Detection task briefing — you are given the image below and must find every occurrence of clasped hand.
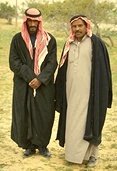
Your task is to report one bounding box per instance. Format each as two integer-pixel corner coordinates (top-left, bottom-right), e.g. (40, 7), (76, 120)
(29, 78), (41, 89)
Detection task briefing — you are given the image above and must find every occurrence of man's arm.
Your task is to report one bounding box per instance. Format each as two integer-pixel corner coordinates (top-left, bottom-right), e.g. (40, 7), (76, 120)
(9, 36), (36, 83)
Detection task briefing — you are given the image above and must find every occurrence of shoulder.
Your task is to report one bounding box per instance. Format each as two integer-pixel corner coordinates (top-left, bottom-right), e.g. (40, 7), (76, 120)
(91, 34), (105, 44)
(91, 34), (109, 59)
(48, 32), (56, 42)
(48, 32), (56, 39)
(47, 32), (57, 48)
(11, 32), (22, 42)
(12, 32), (21, 39)
(91, 34), (107, 49)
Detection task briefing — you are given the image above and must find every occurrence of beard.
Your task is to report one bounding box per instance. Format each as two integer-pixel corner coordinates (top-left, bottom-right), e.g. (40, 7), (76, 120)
(26, 23), (38, 35)
(28, 26), (37, 34)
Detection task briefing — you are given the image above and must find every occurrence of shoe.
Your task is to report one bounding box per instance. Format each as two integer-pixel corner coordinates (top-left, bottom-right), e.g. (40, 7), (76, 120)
(38, 147), (51, 157)
(87, 156), (97, 167)
(23, 149), (36, 156)
(82, 160), (88, 165)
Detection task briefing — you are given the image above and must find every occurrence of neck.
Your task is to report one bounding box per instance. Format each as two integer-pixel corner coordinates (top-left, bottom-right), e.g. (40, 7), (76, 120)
(29, 32), (37, 36)
(75, 35), (87, 42)
(75, 37), (82, 42)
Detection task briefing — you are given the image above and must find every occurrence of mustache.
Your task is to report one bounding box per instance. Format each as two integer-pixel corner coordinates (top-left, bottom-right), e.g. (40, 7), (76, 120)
(29, 26), (37, 29)
(75, 31), (81, 34)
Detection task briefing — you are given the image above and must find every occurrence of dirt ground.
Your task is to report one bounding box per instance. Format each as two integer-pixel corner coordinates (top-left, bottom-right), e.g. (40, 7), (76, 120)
(0, 57), (117, 171)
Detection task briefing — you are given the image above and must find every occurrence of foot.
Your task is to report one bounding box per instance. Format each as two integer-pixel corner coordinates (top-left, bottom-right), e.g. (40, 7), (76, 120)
(38, 147), (51, 157)
(82, 160), (88, 165)
(23, 149), (36, 156)
(87, 156), (97, 167)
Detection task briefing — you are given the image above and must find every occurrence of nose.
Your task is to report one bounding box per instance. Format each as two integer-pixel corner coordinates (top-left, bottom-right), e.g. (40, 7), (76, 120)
(76, 26), (79, 30)
(30, 20), (36, 26)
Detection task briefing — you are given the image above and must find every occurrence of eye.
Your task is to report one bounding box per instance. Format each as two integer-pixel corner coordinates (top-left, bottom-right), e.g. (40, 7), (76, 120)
(72, 25), (77, 28)
(79, 24), (83, 27)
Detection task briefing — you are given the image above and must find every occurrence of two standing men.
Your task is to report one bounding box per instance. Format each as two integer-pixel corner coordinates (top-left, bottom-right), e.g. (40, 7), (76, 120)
(9, 7), (112, 167)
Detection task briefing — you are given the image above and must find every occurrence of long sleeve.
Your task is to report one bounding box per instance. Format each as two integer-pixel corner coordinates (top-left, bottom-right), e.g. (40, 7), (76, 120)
(9, 35), (36, 83)
(101, 41), (113, 108)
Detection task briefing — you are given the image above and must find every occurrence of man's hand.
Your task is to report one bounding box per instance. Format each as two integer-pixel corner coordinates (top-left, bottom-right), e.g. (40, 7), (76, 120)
(29, 78), (41, 89)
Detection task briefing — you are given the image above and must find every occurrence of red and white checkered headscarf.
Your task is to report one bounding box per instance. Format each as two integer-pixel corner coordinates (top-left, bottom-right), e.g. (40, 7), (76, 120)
(59, 15), (92, 67)
(21, 8), (51, 75)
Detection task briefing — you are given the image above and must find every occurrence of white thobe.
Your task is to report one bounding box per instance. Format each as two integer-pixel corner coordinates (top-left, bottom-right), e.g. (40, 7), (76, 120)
(65, 36), (98, 164)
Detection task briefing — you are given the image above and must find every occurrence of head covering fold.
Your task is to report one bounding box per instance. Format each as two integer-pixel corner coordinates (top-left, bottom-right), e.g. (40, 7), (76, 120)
(21, 8), (51, 75)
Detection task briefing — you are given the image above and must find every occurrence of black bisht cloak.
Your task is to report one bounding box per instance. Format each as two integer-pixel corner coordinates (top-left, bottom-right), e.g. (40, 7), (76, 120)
(9, 32), (57, 149)
(55, 34), (113, 147)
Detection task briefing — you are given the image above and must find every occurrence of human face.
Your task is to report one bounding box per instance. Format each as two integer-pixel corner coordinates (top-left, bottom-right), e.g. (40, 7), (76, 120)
(71, 19), (87, 41)
(26, 18), (39, 34)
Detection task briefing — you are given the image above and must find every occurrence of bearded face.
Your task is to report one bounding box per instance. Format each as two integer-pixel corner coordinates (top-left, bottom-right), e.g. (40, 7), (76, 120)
(26, 18), (39, 34)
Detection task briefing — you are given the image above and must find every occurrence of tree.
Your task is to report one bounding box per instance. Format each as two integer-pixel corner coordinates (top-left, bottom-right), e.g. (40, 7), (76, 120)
(0, 2), (16, 24)
(24, 0), (116, 26)
(22, 0), (117, 45)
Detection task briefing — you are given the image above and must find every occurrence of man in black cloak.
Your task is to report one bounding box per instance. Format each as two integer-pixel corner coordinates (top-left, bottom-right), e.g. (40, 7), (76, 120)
(55, 14), (112, 166)
(9, 8), (57, 157)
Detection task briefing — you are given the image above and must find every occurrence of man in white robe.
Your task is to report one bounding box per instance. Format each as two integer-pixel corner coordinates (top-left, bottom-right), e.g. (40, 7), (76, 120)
(55, 15), (112, 167)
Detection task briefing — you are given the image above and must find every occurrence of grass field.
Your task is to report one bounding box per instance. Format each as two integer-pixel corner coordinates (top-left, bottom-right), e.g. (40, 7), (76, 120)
(0, 19), (117, 171)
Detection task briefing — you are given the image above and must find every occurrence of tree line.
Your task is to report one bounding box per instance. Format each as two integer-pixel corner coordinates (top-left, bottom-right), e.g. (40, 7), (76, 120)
(0, 0), (116, 45)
